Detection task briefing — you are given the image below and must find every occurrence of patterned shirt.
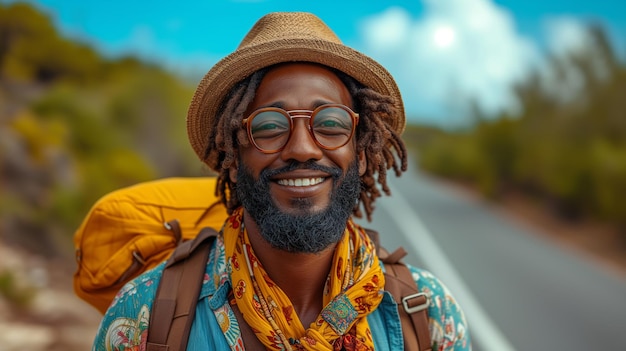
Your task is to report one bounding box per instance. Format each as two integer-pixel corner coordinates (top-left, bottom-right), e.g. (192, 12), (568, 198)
(93, 234), (471, 350)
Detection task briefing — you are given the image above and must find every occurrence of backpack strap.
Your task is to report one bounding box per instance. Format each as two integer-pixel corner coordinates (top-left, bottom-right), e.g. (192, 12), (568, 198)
(146, 223), (218, 351)
(147, 224), (430, 351)
(231, 298), (267, 350)
(365, 228), (432, 351)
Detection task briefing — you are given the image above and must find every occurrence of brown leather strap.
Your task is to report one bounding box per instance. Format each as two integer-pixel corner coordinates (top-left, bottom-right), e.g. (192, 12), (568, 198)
(147, 226), (218, 351)
(365, 227), (431, 350)
(231, 299), (266, 350)
(164, 219), (183, 243)
(382, 247), (432, 351)
(146, 225), (430, 350)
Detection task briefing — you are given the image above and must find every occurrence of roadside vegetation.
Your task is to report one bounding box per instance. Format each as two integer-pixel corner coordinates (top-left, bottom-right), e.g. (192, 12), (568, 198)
(0, 2), (202, 257)
(405, 26), (626, 233)
(1, 2), (624, 262)
(0, 269), (35, 308)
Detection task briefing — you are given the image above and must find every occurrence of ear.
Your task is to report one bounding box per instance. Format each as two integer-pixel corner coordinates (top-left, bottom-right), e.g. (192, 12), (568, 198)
(357, 150), (367, 176)
(229, 159), (239, 183)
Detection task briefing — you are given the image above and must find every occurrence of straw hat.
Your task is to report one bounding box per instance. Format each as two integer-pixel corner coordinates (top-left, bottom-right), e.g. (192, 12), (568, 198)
(187, 12), (405, 169)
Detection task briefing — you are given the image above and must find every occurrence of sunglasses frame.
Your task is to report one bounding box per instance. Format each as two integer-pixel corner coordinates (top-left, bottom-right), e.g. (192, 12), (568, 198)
(241, 104), (359, 154)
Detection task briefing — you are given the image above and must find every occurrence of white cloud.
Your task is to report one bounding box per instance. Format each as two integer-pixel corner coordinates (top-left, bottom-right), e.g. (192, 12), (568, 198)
(359, 0), (540, 125)
(539, 17), (607, 104)
(362, 7), (411, 51)
(544, 17), (591, 56)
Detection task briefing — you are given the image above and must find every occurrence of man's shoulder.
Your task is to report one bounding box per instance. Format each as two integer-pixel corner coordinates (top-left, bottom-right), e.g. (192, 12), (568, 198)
(404, 264), (459, 310)
(92, 262), (165, 350)
(405, 264), (472, 350)
(106, 260), (166, 316)
(405, 265), (446, 294)
(93, 240), (225, 350)
(107, 237), (224, 312)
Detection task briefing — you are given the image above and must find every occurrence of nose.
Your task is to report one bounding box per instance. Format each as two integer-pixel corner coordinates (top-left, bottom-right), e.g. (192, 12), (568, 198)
(280, 118), (323, 162)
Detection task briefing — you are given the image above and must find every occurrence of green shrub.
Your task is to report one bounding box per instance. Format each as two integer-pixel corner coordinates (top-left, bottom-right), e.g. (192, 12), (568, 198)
(0, 270), (36, 309)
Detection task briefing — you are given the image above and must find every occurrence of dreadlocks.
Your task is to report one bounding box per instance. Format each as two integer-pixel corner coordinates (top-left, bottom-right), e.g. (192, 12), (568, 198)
(204, 65), (408, 221)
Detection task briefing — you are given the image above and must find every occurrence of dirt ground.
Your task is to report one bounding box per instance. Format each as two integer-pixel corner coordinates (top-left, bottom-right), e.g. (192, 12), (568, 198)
(1, 181), (624, 351)
(0, 244), (102, 351)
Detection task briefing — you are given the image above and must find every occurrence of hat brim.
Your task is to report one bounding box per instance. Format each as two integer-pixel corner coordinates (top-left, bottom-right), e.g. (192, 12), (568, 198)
(187, 38), (405, 169)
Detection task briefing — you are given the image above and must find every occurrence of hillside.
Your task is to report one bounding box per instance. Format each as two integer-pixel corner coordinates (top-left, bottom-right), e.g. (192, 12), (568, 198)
(0, 243), (101, 350)
(0, 5), (201, 348)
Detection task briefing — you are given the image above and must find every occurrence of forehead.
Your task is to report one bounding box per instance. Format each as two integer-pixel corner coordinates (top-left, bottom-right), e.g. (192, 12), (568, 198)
(252, 63), (352, 108)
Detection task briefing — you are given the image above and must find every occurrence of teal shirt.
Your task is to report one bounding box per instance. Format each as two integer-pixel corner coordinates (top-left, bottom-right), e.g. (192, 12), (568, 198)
(93, 235), (471, 350)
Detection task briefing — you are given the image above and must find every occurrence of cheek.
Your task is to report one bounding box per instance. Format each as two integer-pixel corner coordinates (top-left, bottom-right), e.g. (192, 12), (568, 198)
(328, 146), (360, 172)
(238, 148), (275, 178)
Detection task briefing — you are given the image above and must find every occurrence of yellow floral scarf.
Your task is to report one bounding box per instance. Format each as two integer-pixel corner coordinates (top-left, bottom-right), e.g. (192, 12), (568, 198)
(224, 208), (384, 350)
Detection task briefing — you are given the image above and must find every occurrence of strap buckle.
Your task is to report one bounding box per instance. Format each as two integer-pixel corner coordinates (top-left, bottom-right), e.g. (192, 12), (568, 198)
(402, 292), (430, 314)
(132, 251), (147, 266)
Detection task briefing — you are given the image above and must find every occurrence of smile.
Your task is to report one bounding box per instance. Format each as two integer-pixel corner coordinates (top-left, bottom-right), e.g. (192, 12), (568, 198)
(276, 177), (325, 187)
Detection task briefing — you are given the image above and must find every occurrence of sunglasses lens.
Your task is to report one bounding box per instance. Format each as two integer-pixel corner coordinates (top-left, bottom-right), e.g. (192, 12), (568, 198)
(250, 110), (290, 151)
(312, 106), (354, 148)
(247, 105), (356, 152)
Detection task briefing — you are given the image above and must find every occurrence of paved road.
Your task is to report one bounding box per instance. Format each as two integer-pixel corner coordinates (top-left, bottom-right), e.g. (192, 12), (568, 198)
(356, 161), (626, 351)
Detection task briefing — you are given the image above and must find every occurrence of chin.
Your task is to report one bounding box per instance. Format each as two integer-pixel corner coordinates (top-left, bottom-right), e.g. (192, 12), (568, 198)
(285, 197), (329, 215)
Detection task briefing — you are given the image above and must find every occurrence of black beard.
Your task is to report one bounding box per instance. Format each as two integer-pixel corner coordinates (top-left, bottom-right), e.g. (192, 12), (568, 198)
(235, 160), (361, 253)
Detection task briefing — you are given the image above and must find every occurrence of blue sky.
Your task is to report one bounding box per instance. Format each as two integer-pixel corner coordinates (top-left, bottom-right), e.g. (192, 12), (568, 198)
(11, 0), (626, 125)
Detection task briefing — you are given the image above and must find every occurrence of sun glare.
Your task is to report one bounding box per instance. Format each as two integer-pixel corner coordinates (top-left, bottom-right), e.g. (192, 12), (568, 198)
(433, 25), (456, 48)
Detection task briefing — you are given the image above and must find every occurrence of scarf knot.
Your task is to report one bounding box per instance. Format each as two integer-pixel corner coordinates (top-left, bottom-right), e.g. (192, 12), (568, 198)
(223, 208), (384, 351)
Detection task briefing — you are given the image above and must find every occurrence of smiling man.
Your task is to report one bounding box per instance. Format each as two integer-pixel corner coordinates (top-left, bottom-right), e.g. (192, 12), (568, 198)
(235, 64), (365, 257)
(93, 12), (471, 351)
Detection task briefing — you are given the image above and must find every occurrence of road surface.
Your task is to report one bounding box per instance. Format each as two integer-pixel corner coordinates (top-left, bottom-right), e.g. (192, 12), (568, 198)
(356, 161), (626, 351)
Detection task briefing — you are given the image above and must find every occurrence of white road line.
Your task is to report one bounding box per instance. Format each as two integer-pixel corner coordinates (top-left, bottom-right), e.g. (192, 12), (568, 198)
(383, 183), (517, 351)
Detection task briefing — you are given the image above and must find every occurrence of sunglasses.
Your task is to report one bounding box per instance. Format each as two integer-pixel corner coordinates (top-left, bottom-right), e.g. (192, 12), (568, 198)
(242, 104), (359, 154)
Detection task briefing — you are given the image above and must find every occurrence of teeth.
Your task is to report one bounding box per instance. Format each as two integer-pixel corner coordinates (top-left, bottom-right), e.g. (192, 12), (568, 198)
(277, 177), (324, 187)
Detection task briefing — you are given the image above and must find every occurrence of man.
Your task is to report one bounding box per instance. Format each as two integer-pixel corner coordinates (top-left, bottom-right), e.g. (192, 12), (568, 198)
(93, 12), (470, 350)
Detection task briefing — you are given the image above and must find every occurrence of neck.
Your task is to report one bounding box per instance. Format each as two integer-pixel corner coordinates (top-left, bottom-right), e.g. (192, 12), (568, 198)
(243, 213), (339, 327)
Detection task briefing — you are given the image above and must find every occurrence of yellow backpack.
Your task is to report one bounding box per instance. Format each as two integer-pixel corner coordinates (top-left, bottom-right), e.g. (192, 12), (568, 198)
(74, 177), (432, 350)
(73, 177), (228, 313)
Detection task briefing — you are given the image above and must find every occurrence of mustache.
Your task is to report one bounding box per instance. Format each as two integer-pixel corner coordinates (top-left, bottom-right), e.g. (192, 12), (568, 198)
(235, 159), (361, 253)
(258, 160), (343, 182)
